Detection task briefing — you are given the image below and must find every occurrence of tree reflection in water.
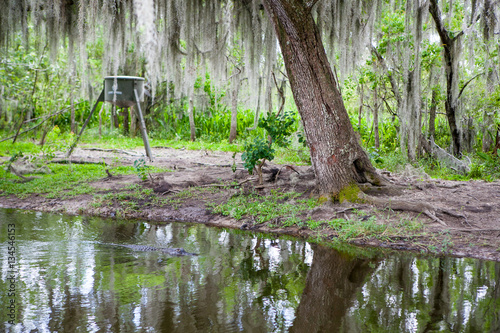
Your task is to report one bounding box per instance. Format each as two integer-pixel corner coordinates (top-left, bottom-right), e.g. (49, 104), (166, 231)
(294, 244), (500, 332)
(291, 245), (378, 332)
(1, 209), (500, 332)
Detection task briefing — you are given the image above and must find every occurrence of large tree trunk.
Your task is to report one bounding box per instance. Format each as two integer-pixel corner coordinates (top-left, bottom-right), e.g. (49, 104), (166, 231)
(263, 0), (382, 196)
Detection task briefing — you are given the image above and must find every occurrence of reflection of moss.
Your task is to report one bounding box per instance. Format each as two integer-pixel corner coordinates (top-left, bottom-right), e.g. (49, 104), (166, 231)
(313, 239), (384, 259)
(100, 264), (166, 305)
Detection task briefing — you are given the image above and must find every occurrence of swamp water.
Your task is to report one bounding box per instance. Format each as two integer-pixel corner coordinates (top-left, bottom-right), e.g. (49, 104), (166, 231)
(1, 208), (499, 332)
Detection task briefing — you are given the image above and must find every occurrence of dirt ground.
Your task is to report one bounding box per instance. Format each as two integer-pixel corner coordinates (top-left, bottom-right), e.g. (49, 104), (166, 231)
(2, 145), (500, 262)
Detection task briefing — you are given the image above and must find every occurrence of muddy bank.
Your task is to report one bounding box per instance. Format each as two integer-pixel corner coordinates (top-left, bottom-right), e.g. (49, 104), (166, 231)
(2, 146), (500, 262)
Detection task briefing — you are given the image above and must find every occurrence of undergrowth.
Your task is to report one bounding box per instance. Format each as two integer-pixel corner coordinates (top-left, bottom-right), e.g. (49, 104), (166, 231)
(208, 189), (318, 225)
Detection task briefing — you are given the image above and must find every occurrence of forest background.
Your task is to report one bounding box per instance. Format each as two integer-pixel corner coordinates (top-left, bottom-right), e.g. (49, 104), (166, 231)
(0, 0), (499, 181)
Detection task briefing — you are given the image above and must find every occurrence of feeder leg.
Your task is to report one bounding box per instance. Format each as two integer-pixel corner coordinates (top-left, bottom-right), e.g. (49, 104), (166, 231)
(134, 89), (153, 162)
(66, 89), (104, 158)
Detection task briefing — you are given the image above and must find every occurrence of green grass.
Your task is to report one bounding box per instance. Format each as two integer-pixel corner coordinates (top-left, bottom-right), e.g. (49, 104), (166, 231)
(0, 164), (106, 199)
(0, 160), (170, 199)
(302, 215), (425, 242)
(0, 140), (43, 157)
(208, 189), (319, 225)
(326, 216), (387, 241)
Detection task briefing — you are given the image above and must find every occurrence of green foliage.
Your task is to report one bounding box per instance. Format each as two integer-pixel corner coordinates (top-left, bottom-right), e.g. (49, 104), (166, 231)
(133, 158), (147, 181)
(475, 151), (500, 179)
(241, 111), (297, 177)
(376, 10), (407, 56)
(150, 78), (259, 142)
(258, 111), (296, 147)
(41, 126), (75, 159)
(241, 137), (275, 175)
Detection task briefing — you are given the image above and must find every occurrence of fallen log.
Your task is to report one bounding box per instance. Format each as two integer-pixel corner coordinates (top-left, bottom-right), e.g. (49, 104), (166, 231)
(420, 135), (470, 174)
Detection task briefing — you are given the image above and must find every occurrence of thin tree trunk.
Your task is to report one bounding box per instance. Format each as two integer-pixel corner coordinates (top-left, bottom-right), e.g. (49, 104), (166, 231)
(374, 84), (380, 149)
(482, 6), (498, 153)
(98, 104), (103, 138)
(263, 0), (383, 196)
(130, 105), (137, 137)
(229, 74), (240, 143)
(122, 108), (129, 136)
(70, 93), (76, 133)
(371, 46), (402, 108)
(188, 96), (196, 142)
(429, 0), (463, 156)
(112, 104), (119, 129)
(358, 84), (364, 130)
(0, 86), (3, 123)
(248, 76), (262, 131)
(429, 87), (437, 138)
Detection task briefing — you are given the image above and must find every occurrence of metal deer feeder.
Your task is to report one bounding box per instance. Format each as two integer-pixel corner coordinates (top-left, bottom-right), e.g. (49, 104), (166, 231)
(67, 76), (153, 161)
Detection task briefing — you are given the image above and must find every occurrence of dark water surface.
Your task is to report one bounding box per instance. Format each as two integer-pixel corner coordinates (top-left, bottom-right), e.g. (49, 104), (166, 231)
(1, 208), (499, 332)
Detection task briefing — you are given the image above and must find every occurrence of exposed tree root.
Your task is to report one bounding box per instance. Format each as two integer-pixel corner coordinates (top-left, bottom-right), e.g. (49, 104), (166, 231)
(275, 165), (301, 182)
(201, 178), (254, 188)
(81, 148), (143, 157)
(7, 166), (37, 183)
(359, 191), (467, 227)
(51, 159), (108, 165)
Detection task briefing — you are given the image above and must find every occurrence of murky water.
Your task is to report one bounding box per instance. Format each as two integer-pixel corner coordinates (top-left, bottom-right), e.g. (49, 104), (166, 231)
(1, 208), (499, 332)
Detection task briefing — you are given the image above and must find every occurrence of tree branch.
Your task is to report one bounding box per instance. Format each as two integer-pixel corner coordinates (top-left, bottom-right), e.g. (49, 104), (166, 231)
(457, 73), (483, 100)
(429, 0), (452, 46)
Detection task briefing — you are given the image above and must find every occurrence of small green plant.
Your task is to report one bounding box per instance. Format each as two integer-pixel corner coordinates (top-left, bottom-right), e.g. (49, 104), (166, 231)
(241, 111), (296, 184)
(306, 218), (324, 230)
(133, 158), (147, 181)
(241, 137), (275, 183)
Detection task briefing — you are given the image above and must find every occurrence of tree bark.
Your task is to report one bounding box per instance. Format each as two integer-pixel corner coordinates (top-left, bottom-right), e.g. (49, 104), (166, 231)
(111, 104), (119, 129)
(429, 0), (462, 156)
(98, 104), (103, 138)
(358, 83), (364, 130)
(229, 73), (240, 143)
(429, 87), (437, 138)
(188, 96), (196, 142)
(263, 0), (383, 196)
(374, 84), (380, 150)
(130, 105), (137, 137)
(70, 93), (76, 134)
(121, 107), (129, 136)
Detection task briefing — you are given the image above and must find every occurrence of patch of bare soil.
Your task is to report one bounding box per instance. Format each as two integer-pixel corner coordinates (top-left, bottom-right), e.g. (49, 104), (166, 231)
(2, 146), (500, 261)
